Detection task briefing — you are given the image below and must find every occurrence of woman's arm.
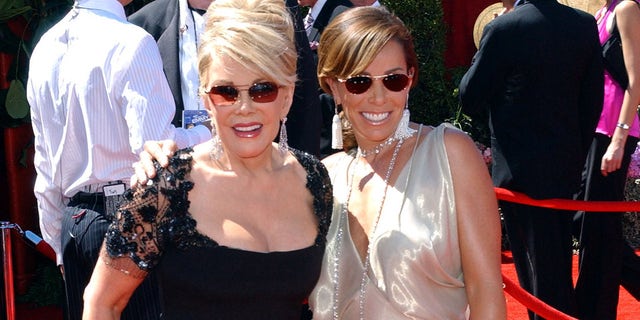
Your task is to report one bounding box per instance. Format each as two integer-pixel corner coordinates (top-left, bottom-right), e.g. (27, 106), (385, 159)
(445, 128), (507, 319)
(82, 246), (145, 320)
(601, 1), (640, 175)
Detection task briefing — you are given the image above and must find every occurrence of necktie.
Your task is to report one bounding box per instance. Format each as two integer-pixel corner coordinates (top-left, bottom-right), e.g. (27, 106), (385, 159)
(304, 13), (314, 37)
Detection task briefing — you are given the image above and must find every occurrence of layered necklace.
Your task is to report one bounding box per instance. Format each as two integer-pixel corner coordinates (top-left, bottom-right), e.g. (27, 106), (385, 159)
(331, 133), (410, 320)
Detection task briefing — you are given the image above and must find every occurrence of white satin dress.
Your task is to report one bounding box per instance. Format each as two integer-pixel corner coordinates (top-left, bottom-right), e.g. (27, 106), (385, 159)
(309, 124), (470, 319)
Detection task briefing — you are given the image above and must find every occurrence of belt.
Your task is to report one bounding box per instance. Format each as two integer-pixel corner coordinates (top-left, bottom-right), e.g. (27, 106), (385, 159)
(80, 181), (128, 194)
(69, 191), (110, 220)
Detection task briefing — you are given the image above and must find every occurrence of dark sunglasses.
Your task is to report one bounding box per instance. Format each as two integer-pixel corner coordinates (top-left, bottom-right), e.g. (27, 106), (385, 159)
(205, 82), (281, 106)
(337, 73), (411, 95)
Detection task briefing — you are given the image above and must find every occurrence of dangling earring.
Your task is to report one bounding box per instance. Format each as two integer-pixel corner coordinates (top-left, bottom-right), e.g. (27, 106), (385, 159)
(209, 124), (223, 161)
(394, 95), (416, 140)
(331, 104), (343, 149)
(279, 117), (289, 155)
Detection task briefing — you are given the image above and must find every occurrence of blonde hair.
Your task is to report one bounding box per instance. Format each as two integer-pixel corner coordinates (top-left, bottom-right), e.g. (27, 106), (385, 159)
(198, 0), (297, 92)
(317, 6), (419, 94)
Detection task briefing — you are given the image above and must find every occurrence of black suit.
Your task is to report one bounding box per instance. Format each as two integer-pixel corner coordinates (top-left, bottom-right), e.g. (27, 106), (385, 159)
(459, 0), (603, 318)
(306, 0), (353, 159)
(307, 0), (353, 43)
(129, 0), (322, 156)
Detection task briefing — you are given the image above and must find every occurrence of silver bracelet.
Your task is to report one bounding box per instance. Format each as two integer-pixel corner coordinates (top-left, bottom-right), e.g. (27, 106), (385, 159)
(616, 122), (630, 130)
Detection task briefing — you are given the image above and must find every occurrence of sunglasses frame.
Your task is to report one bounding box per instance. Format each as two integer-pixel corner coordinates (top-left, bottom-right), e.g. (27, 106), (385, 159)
(337, 73), (412, 95)
(204, 82), (282, 106)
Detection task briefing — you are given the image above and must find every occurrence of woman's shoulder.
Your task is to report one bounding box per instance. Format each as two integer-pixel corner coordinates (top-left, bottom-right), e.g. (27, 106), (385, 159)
(616, 0), (640, 15)
(416, 123), (477, 158)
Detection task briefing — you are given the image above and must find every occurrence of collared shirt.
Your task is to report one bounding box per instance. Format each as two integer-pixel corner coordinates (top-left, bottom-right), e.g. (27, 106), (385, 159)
(307, 0), (328, 27)
(27, 0), (210, 264)
(178, 0), (206, 111)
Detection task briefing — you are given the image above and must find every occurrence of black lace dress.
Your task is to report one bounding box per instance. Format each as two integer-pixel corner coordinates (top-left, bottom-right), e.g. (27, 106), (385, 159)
(103, 148), (333, 319)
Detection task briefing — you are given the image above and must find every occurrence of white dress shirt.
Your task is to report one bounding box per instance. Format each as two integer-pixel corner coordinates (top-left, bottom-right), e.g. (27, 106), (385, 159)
(27, 0), (210, 264)
(178, 0), (206, 111)
(305, 0), (328, 37)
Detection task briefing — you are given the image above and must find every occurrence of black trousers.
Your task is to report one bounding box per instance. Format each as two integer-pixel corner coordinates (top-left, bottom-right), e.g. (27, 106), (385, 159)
(61, 192), (162, 320)
(574, 133), (639, 320)
(502, 201), (577, 320)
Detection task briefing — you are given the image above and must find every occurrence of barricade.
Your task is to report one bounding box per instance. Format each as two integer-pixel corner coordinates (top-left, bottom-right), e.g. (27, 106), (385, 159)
(2, 188), (639, 319)
(1, 222), (55, 320)
(495, 187), (640, 319)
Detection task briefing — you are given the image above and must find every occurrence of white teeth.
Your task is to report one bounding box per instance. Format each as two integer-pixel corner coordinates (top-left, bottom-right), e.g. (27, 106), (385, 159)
(362, 112), (390, 122)
(235, 124), (261, 132)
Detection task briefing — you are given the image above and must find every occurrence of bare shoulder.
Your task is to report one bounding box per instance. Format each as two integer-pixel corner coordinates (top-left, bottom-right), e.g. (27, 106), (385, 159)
(439, 124), (487, 174)
(441, 125), (478, 154)
(616, 0), (640, 19)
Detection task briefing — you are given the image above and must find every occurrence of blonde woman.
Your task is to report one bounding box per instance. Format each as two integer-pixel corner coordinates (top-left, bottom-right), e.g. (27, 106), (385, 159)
(82, 0), (332, 318)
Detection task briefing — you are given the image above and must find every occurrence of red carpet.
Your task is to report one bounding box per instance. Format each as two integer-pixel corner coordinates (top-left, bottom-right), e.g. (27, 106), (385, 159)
(502, 251), (640, 319)
(12, 252), (639, 319)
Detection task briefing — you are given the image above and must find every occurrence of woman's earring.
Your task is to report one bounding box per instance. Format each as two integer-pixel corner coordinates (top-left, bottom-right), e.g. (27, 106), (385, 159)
(331, 104), (343, 149)
(279, 117), (289, 155)
(209, 125), (223, 161)
(394, 96), (416, 140)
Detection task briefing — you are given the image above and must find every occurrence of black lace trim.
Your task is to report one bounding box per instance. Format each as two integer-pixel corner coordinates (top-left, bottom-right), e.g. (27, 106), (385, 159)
(105, 148), (332, 272)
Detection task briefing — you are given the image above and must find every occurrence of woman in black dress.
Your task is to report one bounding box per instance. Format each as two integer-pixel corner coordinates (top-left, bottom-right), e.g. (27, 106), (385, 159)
(82, 0), (333, 318)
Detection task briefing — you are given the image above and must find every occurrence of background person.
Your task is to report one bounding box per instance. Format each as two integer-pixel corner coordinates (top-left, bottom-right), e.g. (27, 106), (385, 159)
(573, 0), (640, 319)
(459, 0), (604, 318)
(26, 0), (211, 318)
(129, 0), (323, 156)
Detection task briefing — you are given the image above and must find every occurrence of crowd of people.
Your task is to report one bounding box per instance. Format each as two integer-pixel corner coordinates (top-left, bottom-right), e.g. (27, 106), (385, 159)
(23, 0), (640, 319)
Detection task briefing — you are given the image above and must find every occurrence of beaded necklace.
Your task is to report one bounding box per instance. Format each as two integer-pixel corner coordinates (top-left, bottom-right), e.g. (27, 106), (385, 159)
(331, 135), (408, 319)
(358, 136), (397, 158)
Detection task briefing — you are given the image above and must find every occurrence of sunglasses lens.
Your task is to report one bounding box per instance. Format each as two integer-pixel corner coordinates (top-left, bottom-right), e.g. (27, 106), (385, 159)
(248, 82), (279, 103)
(345, 76), (373, 94)
(209, 86), (239, 106)
(382, 74), (409, 92)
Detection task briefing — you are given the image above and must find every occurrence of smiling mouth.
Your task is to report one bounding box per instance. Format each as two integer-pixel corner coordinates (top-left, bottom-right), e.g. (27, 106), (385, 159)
(362, 112), (390, 123)
(234, 124), (262, 132)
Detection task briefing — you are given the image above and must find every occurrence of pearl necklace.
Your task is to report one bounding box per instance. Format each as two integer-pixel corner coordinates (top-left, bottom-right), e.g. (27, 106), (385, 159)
(357, 136), (397, 158)
(331, 135), (407, 320)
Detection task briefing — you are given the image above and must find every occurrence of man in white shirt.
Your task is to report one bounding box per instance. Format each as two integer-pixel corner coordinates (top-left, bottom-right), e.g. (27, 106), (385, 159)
(299, 0), (352, 47)
(130, 0), (323, 156)
(27, 0), (210, 318)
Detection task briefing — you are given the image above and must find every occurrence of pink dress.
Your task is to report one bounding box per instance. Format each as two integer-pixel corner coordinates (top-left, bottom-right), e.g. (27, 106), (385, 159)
(594, 0), (640, 138)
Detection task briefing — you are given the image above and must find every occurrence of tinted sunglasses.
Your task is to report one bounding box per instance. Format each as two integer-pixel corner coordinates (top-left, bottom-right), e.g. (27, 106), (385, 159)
(205, 82), (281, 106)
(337, 73), (411, 95)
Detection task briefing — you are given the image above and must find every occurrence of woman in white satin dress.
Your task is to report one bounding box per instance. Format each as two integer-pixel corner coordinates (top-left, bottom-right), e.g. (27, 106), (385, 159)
(308, 6), (506, 319)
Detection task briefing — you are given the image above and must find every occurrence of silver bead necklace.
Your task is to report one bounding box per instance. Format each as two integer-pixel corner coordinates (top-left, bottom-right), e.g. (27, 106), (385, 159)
(357, 136), (397, 158)
(331, 136), (407, 320)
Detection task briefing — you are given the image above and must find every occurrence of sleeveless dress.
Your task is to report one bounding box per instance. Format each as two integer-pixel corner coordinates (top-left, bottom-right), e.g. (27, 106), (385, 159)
(104, 148), (333, 319)
(309, 124), (470, 319)
(594, 0), (640, 138)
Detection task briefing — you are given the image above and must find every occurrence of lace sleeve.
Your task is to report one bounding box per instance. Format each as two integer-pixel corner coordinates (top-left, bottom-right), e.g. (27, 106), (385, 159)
(103, 149), (194, 277)
(293, 149), (333, 245)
